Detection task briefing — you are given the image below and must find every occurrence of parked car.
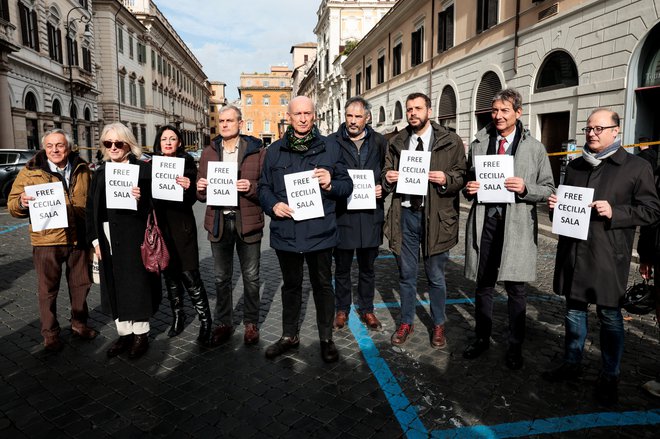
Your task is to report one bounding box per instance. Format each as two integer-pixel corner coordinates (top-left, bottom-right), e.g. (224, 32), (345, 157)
(188, 149), (203, 163)
(0, 149), (38, 204)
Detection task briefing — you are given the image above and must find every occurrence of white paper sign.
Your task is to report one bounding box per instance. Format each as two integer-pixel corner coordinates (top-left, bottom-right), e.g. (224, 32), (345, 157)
(347, 169), (376, 210)
(25, 182), (68, 232)
(206, 161), (238, 207)
(284, 170), (324, 221)
(105, 162), (139, 210)
(552, 184), (594, 240)
(396, 150), (431, 195)
(474, 155), (515, 203)
(152, 156), (184, 202)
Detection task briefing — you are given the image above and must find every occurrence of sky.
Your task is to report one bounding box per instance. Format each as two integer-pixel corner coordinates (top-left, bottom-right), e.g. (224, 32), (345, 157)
(154, 0), (319, 101)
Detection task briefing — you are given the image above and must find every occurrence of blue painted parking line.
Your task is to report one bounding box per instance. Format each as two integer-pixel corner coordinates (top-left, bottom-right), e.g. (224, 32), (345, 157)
(351, 294), (659, 438)
(0, 223), (28, 235)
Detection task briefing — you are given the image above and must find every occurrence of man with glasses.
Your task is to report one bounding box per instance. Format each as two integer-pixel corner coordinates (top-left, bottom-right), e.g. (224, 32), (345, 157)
(543, 108), (660, 406)
(463, 88), (554, 370)
(8, 129), (96, 351)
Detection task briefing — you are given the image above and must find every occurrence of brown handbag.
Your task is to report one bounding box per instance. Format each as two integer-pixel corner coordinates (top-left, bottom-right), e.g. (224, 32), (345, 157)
(141, 210), (170, 273)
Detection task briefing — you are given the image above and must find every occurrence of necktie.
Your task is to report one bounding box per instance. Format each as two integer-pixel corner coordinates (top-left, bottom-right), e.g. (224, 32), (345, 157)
(410, 138), (424, 210)
(498, 138), (507, 155)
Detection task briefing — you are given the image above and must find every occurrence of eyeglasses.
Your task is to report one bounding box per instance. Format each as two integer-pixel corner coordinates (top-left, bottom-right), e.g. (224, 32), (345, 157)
(103, 140), (127, 149)
(581, 125), (618, 135)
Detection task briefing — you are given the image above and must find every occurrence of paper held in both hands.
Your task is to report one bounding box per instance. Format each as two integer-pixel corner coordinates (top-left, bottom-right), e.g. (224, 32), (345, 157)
(474, 155), (515, 204)
(284, 170), (324, 221)
(552, 184), (594, 240)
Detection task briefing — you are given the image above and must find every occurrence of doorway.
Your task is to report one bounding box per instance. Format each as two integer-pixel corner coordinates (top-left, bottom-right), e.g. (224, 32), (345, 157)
(540, 111), (570, 187)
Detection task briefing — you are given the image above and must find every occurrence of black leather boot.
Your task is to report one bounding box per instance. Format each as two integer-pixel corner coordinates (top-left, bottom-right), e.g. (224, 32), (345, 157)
(182, 270), (212, 346)
(164, 274), (186, 337)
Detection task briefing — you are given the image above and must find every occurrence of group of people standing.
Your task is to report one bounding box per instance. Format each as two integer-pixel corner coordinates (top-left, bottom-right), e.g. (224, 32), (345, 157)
(8, 88), (659, 407)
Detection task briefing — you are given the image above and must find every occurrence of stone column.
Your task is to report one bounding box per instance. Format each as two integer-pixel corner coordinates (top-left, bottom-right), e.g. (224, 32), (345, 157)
(0, 56), (15, 148)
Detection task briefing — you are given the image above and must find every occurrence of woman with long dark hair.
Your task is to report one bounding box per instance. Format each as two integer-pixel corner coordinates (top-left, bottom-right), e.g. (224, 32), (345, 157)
(153, 125), (212, 345)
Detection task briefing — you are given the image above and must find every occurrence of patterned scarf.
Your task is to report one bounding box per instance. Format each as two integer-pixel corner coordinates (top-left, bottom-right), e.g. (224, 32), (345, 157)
(286, 125), (318, 153)
(582, 139), (621, 167)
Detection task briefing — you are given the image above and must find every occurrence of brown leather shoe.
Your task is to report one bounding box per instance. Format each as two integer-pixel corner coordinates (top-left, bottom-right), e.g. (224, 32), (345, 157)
(71, 324), (99, 340)
(128, 333), (149, 359)
(391, 323), (414, 346)
(43, 335), (64, 352)
(209, 324), (234, 347)
(360, 312), (383, 331)
(244, 323), (260, 345)
(333, 311), (348, 330)
(431, 324), (446, 349)
(107, 334), (133, 358)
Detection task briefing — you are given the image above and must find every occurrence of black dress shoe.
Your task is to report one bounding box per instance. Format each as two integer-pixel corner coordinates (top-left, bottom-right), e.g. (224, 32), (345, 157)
(541, 362), (582, 382)
(128, 333), (149, 359)
(320, 339), (338, 363)
(594, 374), (619, 407)
(505, 344), (523, 370)
(107, 335), (133, 358)
(265, 336), (299, 359)
(463, 338), (490, 359)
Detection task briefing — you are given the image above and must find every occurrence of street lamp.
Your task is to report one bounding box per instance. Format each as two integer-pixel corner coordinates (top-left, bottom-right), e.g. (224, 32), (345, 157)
(65, 6), (92, 149)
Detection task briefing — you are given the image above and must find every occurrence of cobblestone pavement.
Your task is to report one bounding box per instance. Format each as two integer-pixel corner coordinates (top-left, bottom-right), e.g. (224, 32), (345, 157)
(0, 202), (658, 438)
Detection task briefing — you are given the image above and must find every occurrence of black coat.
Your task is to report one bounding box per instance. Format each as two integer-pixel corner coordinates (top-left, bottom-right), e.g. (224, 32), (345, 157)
(87, 156), (162, 321)
(553, 148), (660, 307)
(331, 124), (386, 249)
(154, 152), (199, 273)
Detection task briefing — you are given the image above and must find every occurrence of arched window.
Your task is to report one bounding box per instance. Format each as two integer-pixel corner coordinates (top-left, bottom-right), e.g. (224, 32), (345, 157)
(378, 106), (386, 124)
(475, 71), (502, 130)
(535, 51), (578, 92)
(394, 101), (403, 121)
(437, 86), (457, 132)
(84, 107), (91, 121)
(52, 99), (62, 116)
(25, 91), (38, 111)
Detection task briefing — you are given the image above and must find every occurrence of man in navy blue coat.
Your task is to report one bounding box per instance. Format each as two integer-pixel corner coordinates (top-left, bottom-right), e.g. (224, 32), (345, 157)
(259, 96), (353, 363)
(330, 97), (387, 331)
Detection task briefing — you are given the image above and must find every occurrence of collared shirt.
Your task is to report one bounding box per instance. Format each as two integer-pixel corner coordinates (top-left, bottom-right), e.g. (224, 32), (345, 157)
(402, 124), (433, 208)
(47, 160), (70, 187)
(496, 126), (517, 156)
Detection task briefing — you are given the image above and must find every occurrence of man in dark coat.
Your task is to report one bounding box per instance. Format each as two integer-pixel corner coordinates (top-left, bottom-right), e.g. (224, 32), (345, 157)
(197, 105), (265, 346)
(259, 96), (353, 363)
(382, 93), (467, 349)
(331, 97), (387, 331)
(543, 108), (660, 406)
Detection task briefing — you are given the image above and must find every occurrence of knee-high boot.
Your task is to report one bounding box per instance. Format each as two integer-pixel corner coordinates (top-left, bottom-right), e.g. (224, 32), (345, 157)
(181, 270), (212, 345)
(164, 274), (186, 337)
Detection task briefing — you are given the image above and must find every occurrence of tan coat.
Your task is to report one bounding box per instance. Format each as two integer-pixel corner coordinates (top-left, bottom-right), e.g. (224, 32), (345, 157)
(8, 151), (91, 247)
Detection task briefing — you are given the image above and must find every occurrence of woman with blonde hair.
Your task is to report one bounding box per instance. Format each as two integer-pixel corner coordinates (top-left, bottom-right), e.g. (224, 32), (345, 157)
(87, 123), (161, 359)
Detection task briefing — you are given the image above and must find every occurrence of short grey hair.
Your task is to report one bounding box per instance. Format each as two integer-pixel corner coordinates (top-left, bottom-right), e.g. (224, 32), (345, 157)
(218, 104), (242, 121)
(344, 96), (372, 112)
(41, 129), (72, 150)
(492, 88), (523, 111)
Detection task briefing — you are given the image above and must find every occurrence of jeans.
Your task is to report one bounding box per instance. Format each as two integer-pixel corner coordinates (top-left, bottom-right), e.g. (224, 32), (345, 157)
(396, 207), (449, 326)
(564, 300), (624, 378)
(276, 248), (335, 340)
(211, 215), (261, 326)
(334, 247), (378, 314)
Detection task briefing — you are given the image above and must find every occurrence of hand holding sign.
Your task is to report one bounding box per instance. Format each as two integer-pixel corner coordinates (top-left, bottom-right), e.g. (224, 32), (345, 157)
(552, 184), (594, 240)
(474, 155), (515, 203)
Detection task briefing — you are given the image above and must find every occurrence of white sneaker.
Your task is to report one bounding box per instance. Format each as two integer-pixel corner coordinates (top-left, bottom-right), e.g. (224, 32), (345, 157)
(642, 379), (660, 397)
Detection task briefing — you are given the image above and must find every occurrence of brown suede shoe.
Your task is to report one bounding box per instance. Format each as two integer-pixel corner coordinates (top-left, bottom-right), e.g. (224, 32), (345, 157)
(360, 312), (383, 331)
(333, 311), (348, 330)
(391, 323), (414, 346)
(431, 324), (446, 349)
(244, 323), (260, 345)
(71, 324), (99, 340)
(44, 335), (64, 352)
(209, 324), (234, 347)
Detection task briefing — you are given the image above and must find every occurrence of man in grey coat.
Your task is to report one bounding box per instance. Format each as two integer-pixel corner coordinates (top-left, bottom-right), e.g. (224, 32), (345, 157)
(463, 88), (554, 370)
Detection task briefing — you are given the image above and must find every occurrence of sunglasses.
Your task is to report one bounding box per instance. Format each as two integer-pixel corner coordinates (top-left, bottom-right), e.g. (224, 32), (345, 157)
(103, 140), (127, 149)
